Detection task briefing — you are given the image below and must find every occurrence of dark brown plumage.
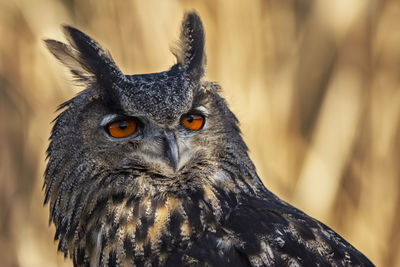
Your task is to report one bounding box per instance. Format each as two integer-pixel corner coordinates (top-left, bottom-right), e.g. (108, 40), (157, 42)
(44, 12), (374, 267)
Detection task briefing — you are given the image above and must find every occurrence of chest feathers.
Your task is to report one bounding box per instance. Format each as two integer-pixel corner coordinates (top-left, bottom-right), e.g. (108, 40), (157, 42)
(71, 183), (235, 266)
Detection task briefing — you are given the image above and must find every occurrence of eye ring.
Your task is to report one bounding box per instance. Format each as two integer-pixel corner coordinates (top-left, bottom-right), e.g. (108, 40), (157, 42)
(107, 118), (137, 138)
(181, 113), (205, 131)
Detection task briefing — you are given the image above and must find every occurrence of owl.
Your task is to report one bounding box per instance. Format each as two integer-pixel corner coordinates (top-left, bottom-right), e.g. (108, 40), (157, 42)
(44, 12), (373, 267)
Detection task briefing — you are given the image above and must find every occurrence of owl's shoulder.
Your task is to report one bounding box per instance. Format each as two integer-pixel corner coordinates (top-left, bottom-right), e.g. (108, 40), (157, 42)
(223, 195), (374, 266)
(170, 195), (374, 266)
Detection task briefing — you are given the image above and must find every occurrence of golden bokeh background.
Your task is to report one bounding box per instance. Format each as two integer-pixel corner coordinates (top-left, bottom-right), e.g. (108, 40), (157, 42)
(1, 0), (399, 266)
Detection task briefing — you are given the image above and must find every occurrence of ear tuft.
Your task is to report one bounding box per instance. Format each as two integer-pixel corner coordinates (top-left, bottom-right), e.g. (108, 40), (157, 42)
(44, 39), (90, 83)
(44, 25), (126, 88)
(173, 12), (206, 81)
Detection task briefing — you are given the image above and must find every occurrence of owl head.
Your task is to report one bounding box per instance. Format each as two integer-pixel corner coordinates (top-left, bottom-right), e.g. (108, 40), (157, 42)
(44, 12), (263, 258)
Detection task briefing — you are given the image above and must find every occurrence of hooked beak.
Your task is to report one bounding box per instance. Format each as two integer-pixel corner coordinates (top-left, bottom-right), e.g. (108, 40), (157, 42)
(164, 130), (179, 171)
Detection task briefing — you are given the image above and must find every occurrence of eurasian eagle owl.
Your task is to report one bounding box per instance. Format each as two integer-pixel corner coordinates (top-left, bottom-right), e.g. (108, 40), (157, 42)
(44, 12), (373, 267)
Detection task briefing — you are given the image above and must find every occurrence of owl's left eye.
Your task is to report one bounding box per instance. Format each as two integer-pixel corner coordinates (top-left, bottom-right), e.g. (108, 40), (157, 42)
(181, 113), (205, 131)
(107, 118), (137, 138)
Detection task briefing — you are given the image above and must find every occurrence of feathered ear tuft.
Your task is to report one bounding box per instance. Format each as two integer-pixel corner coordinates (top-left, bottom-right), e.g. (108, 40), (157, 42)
(173, 12), (206, 81)
(44, 25), (126, 88)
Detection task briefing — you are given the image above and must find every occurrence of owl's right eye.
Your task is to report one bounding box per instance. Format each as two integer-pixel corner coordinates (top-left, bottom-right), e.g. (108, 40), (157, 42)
(107, 118), (137, 138)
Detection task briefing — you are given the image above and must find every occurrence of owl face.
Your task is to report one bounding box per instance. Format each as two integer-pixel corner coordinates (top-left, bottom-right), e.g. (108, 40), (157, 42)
(71, 74), (224, 184)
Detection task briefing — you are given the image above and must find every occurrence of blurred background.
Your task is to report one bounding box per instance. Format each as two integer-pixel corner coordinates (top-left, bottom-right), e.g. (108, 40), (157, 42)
(0, 0), (399, 266)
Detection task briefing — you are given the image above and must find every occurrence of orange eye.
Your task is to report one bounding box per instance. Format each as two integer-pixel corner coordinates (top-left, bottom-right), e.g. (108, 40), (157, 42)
(107, 118), (137, 138)
(181, 114), (205, 130)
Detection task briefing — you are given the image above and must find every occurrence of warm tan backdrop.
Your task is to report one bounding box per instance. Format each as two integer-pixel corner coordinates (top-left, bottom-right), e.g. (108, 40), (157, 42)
(1, 0), (399, 266)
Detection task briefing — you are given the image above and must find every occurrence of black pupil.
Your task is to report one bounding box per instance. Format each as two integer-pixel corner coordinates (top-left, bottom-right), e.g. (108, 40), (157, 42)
(118, 121), (128, 130)
(186, 115), (194, 123)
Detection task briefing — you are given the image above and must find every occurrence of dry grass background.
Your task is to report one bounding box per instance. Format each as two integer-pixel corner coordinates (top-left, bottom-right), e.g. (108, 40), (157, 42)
(0, 0), (399, 266)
